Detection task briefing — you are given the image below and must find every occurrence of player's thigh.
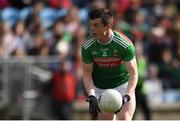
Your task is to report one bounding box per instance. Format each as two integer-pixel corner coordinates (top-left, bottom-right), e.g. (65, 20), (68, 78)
(98, 112), (115, 120)
(117, 92), (136, 120)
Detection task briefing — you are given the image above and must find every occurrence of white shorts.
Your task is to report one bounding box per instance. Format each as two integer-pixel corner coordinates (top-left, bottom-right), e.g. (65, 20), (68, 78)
(95, 82), (128, 101)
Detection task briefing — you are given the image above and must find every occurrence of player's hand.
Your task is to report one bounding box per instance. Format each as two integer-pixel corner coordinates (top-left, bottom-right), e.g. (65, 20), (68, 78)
(86, 95), (101, 115)
(114, 95), (131, 114)
(122, 95), (131, 104)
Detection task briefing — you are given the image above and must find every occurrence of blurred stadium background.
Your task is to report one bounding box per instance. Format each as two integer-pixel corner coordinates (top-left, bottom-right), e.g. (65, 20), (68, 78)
(0, 0), (179, 120)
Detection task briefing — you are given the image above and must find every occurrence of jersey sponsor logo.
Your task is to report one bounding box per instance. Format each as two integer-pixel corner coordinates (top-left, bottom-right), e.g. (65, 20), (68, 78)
(93, 57), (123, 68)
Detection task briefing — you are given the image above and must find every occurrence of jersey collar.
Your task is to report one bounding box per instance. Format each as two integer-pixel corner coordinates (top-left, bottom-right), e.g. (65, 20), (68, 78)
(97, 31), (114, 45)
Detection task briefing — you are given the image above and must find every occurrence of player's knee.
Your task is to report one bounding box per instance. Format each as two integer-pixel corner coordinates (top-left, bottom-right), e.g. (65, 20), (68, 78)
(118, 112), (132, 120)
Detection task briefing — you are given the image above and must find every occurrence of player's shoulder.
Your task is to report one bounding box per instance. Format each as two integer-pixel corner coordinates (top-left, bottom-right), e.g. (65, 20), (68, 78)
(82, 36), (96, 50)
(113, 31), (133, 49)
(113, 31), (132, 44)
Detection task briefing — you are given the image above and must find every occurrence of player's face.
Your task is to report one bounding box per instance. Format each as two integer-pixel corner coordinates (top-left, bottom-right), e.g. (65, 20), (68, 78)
(89, 18), (108, 40)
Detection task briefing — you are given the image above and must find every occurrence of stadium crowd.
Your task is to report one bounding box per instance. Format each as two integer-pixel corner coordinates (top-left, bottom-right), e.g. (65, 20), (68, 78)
(0, 0), (179, 119)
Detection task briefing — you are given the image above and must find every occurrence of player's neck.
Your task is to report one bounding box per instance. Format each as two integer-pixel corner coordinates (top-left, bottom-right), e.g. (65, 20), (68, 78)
(101, 29), (113, 44)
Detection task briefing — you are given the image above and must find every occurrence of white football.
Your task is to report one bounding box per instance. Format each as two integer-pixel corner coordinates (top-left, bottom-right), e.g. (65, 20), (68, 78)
(99, 89), (122, 113)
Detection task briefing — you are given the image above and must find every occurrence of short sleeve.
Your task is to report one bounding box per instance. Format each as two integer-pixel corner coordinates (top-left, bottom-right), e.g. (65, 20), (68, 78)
(121, 44), (136, 61)
(81, 46), (93, 64)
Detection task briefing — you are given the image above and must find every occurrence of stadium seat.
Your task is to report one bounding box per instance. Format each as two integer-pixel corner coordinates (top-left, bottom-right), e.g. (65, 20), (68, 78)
(40, 8), (58, 29)
(78, 8), (89, 24)
(20, 7), (33, 21)
(57, 8), (68, 18)
(1, 7), (20, 26)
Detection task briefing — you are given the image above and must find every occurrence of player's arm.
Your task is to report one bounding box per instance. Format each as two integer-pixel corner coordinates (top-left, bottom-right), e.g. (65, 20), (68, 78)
(124, 57), (138, 96)
(82, 63), (95, 96)
(82, 63), (101, 115)
(81, 45), (100, 115)
(119, 33), (138, 99)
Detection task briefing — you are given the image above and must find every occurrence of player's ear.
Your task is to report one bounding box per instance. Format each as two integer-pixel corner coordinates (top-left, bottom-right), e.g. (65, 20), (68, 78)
(107, 23), (113, 29)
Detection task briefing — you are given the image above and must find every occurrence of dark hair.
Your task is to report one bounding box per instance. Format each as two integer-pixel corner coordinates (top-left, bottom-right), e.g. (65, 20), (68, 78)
(88, 8), (113, 26)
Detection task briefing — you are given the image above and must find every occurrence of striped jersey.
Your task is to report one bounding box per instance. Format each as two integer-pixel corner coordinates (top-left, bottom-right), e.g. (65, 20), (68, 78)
(81, 31), (136, 89)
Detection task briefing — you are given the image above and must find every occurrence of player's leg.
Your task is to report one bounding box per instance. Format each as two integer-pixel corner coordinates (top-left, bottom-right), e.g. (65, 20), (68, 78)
(95, 87), (115, 120)
(114, 82), (136, 120)
(98, 111), (115, 120)
(117, 92), (136, 120)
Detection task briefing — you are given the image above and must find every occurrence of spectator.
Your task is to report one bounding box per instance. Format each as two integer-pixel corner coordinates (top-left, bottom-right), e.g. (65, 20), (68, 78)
(158, 48), (173, 89)
(145, 63), (163, 106)
(45, 60), (77, 119)
(2, 22), (16, 57)
(27, 34), (46, 55)
(26, 1), (45, 33)
(134, 41), (151, 120)
(171, 58), (180, 88)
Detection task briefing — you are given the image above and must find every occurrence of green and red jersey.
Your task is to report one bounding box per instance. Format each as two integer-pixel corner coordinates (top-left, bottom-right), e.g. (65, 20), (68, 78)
(81, 31), (136, 89)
